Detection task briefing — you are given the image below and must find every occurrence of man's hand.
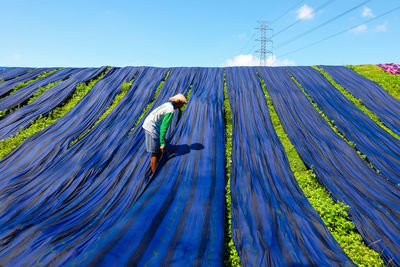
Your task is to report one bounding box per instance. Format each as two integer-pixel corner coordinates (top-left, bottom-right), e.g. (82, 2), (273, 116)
(160, 145), (165, 153)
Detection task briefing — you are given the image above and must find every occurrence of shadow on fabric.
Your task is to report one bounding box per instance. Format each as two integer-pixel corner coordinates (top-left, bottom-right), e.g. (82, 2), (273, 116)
(164, 143), (205, 162)
(152, 143), (205, 177)
(137, 143), (205, 202)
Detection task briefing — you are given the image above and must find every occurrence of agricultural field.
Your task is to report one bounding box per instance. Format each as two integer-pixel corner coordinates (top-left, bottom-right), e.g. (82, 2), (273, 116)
(0, 65), (399, 266)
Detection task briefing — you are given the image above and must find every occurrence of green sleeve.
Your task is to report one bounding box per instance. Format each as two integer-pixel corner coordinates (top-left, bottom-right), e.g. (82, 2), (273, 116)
(160, 112), (173, 146)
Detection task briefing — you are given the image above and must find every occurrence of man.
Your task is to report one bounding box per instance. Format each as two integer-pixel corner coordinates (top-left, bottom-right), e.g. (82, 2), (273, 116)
(142, 93), (188, 173)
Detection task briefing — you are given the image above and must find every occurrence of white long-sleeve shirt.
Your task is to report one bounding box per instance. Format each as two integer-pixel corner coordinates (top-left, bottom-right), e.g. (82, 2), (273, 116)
(142, 102), (174, 145)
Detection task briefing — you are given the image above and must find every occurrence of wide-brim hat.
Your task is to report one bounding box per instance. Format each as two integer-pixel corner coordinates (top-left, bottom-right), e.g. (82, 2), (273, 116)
(169, 93), (188, 104)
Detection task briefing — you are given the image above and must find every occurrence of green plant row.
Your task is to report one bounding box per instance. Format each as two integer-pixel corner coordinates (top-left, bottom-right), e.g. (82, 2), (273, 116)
(348, 64), (400, 102)
(0, 79), (63, 118)
(223, 73), (240, 267)
(178, 84), (192, 121)
(289, 74), (379, 173)
(314, 66), (400, 141)
(128, 71), (171, 135)
(258, 76), (384, 266)
(0, 67), (110, 161)
(69, 77), (136, 147)
(0, 69), (58, 100)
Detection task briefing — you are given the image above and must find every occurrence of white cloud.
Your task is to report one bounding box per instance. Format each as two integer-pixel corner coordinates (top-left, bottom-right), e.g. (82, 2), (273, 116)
(224, 54), (258, 66)
(223, 54), (295, 67)
(266, 55), (295, 66)
(350, 24), (367, 34)
(375, 22), (388, 32)
(362, 7), (375, 18)
(296, 5), (314, 20)
(236, 33), (247, 39)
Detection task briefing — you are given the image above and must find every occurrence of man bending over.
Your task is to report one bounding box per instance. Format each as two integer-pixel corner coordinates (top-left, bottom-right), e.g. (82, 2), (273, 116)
(142, 94), (187, 173)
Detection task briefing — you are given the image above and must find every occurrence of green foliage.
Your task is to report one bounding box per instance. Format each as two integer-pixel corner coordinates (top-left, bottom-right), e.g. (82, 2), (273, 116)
(223, 73), (240, 267)
(69, 77), (135, 147)
(348, 64), (400, 102)
(0, 69), (58, 100)
(314, 66), (400, 141)
(129, 71), (171, 134)
(0, 67), (110, 160)
(0, 79), (63, 118)
(289, 74), (378, 172)
(178, 84), (192, 121)
(258, 76), (384, 266)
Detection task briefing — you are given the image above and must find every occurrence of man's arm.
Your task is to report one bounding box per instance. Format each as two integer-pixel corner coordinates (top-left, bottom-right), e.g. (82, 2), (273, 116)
(159, 112), (173, 147)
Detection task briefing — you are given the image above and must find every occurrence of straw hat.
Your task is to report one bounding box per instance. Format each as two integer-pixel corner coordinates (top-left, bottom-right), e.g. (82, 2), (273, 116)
(169, 93), (188, 104)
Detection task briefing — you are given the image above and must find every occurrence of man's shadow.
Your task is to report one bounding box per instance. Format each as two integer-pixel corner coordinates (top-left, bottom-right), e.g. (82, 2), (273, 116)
(155, 143), (204, 173)
(139, 143), (205, 202)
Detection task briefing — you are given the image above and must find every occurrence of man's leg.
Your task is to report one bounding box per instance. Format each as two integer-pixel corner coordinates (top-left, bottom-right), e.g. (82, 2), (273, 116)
(151, 152), (161, 173)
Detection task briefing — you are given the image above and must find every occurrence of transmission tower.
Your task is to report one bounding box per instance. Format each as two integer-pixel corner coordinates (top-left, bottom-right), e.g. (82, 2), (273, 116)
(255, 21), (273, 66)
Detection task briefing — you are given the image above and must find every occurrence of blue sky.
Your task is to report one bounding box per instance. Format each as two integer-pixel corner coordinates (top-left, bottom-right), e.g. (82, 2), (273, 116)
(1, 0), (399, 67)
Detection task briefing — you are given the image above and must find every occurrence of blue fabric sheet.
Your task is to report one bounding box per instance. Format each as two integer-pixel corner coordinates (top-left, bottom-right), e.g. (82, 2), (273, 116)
(320, 65), (400, 136)
(0, 67), (34, 81)
(288, 66), (400, 185)
(226, 67), (354, 266)
(258, 66), (400, 266)
(0, 67), (106, 140)
(0, 67), (140, 191)
(0, 67), (211, 266)
(45, 67), (225, 266)
(0, 65), (399, 265)
(0, 68), (83, 113)
(0, 68), (57, 97)
(0, 67), (169, 265)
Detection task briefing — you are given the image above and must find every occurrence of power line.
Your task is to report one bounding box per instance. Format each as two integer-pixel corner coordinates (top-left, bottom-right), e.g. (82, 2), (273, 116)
(275, 0), (370, 50)
(237, 0), (305, 55)
(277, 5), (400, 57)
(272, 0), (335, 38)
(237, 31), (257, 55)
(255, 21), (273, 66)
(270, 0), (306, 25)
(235, 0), (309, 56)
